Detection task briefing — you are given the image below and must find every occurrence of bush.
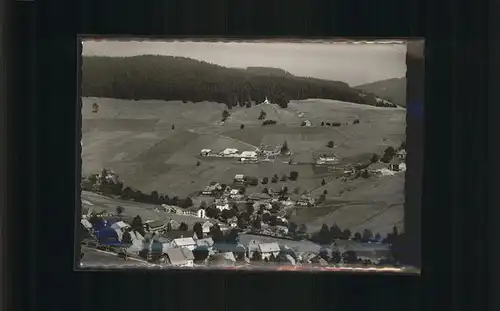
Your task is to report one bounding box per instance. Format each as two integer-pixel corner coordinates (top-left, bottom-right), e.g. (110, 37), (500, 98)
(289, 171), (299, 181)
(258, 110), (267, 120)
(116, 206), (125, 216)
(353, 119), (360, 124)
(262, 120), (277, 126)
(262, 177), (269, 184)
(321, 121), (325, 126)
(327, 141), (334, 148)
(179, 222), (189, 231)
(381, 146), (396, 163)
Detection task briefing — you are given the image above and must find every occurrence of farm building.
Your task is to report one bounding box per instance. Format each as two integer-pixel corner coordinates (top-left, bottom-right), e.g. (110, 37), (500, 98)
(296, 195), (315, 207)
(316, 156), (338, 165)
(258, 242), (281, 260)
(221, 148), (239, 156)
(234, 174), (245, 182)
(216, 203), (230, 211)
(196, 209), (207, 219)
(396, 149), (407, 160)
(389, 158), (406, 172)
(240, 151), (258, 159)
(165, 248), (194, 267)
(171, 237), (197, 250)
(200, 149), (212, 156)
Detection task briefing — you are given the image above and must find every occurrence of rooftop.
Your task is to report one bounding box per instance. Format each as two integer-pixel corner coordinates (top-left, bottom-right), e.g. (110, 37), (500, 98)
(165, 248), (188, 266)
(172, 237), (196, 246)
(259, 242), (280, 253)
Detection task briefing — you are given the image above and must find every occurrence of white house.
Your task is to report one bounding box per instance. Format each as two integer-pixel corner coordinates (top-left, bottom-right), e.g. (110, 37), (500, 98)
(262, 97), (271, 105)
(171, 237), (197, 251)
(258, 242), (281, 260)
(165, 248), (194, 267)
(197, 209), (207, 219)
(399, 162), (407, 172)
(126, 230), (145, 254)
(234, 174), (245, 182)
(200, 149), (212, 156)
(216, 203), (230, 212)
(202, 221), (214, 234)
(316, 156), (338, 165)
(221, 148), (239, 156)
(240, 151), (258, 159)
(196, 237), (215, 248)
(221, 252), (237, 262)
(167, 219), (181, 230)
(303, 120), (312, 127)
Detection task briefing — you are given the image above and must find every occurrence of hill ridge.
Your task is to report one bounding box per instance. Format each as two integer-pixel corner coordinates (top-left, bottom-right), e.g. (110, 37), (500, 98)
(82, 55), (398, 109)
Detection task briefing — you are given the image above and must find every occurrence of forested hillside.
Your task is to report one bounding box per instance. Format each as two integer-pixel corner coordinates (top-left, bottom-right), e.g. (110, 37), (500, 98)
(355, 78), (406, 107)
(82, 55), (396, 109)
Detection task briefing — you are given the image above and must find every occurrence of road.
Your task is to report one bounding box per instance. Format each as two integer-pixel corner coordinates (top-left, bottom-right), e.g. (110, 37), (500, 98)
(79, 246), (152, 268)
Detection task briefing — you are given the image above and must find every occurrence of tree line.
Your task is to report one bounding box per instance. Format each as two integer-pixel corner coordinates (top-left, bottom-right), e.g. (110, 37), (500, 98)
(82, 169), (194, 208)
(82, 55), (388, 109)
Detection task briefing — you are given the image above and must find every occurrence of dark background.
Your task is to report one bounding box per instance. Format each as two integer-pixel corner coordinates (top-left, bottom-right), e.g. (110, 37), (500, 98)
(4, 0), (493, 311)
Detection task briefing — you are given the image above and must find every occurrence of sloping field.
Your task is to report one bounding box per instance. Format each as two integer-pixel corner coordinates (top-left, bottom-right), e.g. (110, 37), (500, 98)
(225, 103), (303, 126)
(291, 173), (404, 235)
(81, 191), (222, 227)
(81, 97), (406, 234)
(297, 202), (403, 236)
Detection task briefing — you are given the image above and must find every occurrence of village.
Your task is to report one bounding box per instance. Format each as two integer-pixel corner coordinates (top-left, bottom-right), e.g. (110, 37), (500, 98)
(80, 140), (407, 269)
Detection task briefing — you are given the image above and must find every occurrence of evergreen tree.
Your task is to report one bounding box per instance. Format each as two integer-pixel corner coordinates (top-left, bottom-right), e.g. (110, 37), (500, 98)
(193, 222), (203, 239)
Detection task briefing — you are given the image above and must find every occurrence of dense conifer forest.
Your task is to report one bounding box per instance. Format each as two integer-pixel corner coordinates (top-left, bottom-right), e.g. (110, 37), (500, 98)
(81, 55), (394, 109)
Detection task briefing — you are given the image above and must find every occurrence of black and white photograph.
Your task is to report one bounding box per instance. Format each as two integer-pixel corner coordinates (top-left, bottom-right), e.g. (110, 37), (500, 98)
(77, 38), (417, 272)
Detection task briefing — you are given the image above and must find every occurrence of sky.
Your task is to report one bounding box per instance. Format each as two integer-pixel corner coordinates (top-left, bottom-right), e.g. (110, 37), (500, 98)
(83, 40), (407, 86)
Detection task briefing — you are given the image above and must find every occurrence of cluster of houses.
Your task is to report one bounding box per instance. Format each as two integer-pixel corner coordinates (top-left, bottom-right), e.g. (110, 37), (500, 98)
(200, 148), (258, 161)
(316, 155), (339, 165)
(371, 148), (407, 175)
(200, 174), (316, 211)
(158, 204), (208, 219)
(200, 143), (286, 163)
(81, 212), (393, 268)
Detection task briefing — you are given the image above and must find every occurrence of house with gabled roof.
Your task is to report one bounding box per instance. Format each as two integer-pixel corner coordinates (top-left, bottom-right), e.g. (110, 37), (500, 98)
(165, 248), (194, 267)
(171, 237), (197, 250)
(258, 242), (280, 260)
